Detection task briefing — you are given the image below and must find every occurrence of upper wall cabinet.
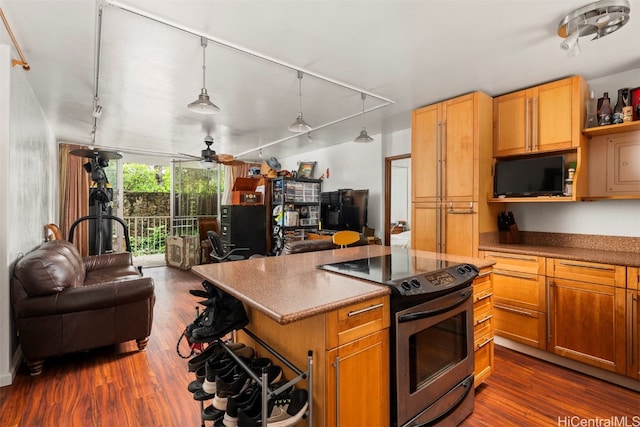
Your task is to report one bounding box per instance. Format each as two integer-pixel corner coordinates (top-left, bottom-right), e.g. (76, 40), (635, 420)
(493, 76), (588, 157)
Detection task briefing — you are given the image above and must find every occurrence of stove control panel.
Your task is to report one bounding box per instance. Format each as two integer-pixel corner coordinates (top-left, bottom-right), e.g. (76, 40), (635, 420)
(392, 263), (478, 296)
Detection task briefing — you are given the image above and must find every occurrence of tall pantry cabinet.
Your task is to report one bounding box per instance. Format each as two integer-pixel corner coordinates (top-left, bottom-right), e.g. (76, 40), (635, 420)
(411, 91), (499, 257)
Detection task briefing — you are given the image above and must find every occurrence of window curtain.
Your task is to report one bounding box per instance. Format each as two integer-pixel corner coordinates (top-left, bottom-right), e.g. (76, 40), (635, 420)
(59, 143), (90, 256)
(221, 162), (261, 205)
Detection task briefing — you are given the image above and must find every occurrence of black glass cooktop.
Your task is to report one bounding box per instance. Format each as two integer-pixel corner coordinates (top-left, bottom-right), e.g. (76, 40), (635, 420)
(317, 251), (460, 285)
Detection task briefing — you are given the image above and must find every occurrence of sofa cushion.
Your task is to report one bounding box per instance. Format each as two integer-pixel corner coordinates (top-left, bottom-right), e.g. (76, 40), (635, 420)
(14, 240), (86, 296)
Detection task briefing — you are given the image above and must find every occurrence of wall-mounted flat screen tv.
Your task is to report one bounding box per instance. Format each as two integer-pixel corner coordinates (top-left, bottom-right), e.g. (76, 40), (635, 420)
(494, 155), (565, 197)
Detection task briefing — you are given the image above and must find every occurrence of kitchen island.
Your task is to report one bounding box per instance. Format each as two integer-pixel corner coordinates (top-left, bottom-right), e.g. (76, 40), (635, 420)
(191, 245), (494, 426)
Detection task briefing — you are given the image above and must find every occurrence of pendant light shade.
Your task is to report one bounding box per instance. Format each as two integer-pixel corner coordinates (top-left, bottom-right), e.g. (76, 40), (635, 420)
(187, 37), (220, 114)
(288, 71), (312, 132)
(354, 93), (374, 143)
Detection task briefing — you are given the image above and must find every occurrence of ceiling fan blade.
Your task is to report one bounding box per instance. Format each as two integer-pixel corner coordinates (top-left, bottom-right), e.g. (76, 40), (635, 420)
(215, 153), (234, 163)
(178, 152), (202, 160)
(220, 159), (246, 166)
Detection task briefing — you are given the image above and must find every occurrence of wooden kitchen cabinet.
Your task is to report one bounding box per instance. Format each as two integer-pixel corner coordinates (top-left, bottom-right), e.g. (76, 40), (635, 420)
(482, 251), (547, 349)
(238, 295), (390, 427)
(472, 268), (494, 387)
(626, 268), (639, 380)
(547, 258), (627, 374)
(493, 75), (588, 157)
(411, 92), (499, 256)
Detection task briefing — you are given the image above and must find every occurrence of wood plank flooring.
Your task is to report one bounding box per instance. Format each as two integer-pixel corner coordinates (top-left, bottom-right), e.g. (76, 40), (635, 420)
(1, 266), (638, 426)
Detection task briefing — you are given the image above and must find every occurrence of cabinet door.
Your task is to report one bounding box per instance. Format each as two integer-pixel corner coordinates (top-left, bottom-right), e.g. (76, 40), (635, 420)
(326, 330), (389, 427)
(412, 104), (441, 202)
(443, 206), (475, 257)
(444, 94), (475, 200)
(494, 89), (529, 156)
(628, 289), (639, 380)
(412, 202), (438, 252)
(535, 77), (575, 152)
(549, 278), (626, 374)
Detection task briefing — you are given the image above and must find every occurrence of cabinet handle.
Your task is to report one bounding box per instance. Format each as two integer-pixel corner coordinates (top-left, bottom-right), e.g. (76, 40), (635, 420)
(347, 303), (384, 317)
(476, 336), (494, 350)
(547, 279), (552, 343)
(475, 292), (493, 302)
(476, 314), (493, 325)
(525, 97), (530, 152)
(494, 270), (537, 281)
(448, 201), (474, 214)
(630, 293), (636, 367)
(487, 253), (536, 261)
(557, 261), (615, 272)
(333, 356), (340, 427)
(532, 96), (538, 151)
(495, 304), (534, 317)
(476, 270), (492, 278)
(442, 120), (447, 200)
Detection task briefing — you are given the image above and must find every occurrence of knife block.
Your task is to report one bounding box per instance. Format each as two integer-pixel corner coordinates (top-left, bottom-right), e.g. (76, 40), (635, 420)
(499, 224), (521, 244)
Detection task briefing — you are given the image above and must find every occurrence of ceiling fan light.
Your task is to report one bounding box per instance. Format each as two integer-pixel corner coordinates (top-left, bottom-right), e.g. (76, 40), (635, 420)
(354, 127), (374, 143)
(188, 88), (221, 114)
(200, 158), (215, 169)
(288, 113), (313, 132)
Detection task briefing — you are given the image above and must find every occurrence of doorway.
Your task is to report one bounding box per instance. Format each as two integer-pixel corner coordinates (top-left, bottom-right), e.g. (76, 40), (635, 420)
(384, 154), (411, 246)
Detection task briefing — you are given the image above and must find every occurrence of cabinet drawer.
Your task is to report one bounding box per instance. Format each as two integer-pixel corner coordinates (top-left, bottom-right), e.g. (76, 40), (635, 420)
(493, 270), (546, 312)
(326, 296), (390, 349)
(483, 251), (544, 275)
(548, 258), (626, 288)
(493, 304), (546, 349)
(474, 332), (494, 388)
(220, 206), (232, 224)
(474, 306), (493, 340)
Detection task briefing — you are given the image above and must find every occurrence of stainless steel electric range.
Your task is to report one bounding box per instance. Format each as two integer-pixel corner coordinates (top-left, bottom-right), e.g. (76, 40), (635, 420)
(318, 249), (478, 427)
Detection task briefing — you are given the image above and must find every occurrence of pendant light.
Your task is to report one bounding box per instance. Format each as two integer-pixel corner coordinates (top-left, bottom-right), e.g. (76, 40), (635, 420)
(288, 71), (313, 132)
(354, 93), (374, 143)
(187, 37), (221, 114)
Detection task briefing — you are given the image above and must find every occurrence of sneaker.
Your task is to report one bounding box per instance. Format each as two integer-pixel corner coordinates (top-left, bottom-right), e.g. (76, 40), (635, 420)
(201, 347), (256, 394)
(188, 342), (246, 372)
(237, 387), (308, 427)
(222, 376), (286, 427)
(212, 370), (251, 411)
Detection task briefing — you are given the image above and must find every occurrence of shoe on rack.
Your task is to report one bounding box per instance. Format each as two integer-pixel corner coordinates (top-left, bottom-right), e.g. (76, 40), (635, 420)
(188, 341), (246, 372)
(201, 348), (257, 395)
(190, 296), (249, 342)
(221, 378), (288, 427)
(237, 388), (308, 427)
(202, 403), (226, 422)
(212, 370), (251, 411)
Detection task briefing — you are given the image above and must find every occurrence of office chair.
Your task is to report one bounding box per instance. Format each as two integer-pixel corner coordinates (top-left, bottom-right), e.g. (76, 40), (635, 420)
(332, 230), (361, 248)
(207, 230), (250, 262)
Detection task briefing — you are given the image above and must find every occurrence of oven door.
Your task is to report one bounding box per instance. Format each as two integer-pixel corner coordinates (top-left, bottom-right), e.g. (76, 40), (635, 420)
(393, 286), (474, 427)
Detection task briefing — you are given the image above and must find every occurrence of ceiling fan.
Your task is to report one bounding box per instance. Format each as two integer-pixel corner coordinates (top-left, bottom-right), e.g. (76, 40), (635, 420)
(182, 135), (244, 167)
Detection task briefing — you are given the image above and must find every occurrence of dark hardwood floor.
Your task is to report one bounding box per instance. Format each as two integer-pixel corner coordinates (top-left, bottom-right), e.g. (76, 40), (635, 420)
(1, 266), (638, 426)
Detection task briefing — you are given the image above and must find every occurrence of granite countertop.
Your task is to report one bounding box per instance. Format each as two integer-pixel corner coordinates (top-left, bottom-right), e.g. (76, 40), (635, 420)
(191, 245), (493, 325)
(479, 242), (640, 267)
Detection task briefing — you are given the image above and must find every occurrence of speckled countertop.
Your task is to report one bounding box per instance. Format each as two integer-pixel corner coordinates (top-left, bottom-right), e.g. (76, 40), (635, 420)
(191, 245), (493, 325)
(479, 232), (640, 267)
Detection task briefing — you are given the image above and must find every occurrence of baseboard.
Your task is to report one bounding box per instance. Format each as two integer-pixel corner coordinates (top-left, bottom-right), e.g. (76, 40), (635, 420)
(0, 346), (22, 387)
(495, 336), (640, 392)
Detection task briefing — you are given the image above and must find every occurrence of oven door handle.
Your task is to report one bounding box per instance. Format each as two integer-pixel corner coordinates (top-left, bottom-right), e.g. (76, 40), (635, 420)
(397, 289), (472, 323)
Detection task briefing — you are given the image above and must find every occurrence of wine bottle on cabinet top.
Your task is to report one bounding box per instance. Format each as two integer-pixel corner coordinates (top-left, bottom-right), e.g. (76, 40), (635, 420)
(612, 89), (625, 124)
(598, 92), (612, 126)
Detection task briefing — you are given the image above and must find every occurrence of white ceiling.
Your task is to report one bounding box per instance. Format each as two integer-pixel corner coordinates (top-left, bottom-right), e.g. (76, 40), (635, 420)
(1, 0), (639, 163)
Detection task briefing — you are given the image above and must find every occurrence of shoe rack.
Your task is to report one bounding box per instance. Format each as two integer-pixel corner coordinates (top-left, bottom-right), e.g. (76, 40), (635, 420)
(218, 328), (313, 427)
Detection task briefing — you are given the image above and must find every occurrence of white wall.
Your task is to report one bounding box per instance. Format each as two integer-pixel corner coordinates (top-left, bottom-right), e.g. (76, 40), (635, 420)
(0, 44), (58, 386)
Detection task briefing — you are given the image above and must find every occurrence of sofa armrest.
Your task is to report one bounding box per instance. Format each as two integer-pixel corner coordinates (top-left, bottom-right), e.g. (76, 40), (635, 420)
(14, 277), (155, 318)
(83, 252), (133, 272)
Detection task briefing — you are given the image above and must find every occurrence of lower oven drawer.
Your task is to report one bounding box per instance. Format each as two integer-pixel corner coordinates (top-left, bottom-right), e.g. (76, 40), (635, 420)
(474, 332), (494, 387)
(494, 304), (546, 349)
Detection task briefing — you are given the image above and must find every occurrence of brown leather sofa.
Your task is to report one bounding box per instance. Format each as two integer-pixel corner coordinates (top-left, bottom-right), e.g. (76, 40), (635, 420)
(10, 240), (155, 375)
